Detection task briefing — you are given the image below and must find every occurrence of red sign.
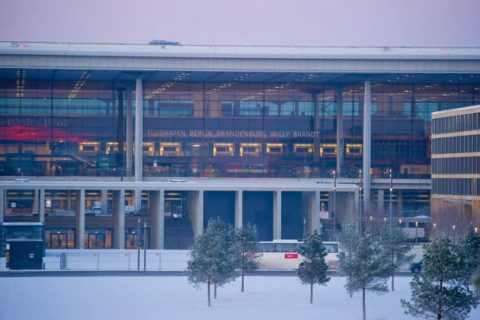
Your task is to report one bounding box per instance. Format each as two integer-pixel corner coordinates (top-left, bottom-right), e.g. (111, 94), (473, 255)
(284, 253), (299, 259)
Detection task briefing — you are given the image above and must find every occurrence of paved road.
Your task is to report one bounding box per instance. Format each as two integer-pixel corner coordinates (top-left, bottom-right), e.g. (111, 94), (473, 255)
(0, 270), (413, 277)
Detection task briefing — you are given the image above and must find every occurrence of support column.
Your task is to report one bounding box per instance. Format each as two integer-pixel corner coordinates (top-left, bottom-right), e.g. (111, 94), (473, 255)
(149, 190), (165, 249)
(33, 189), (39, 215)
(313, 92), (320, 162)
(113, 190), (125, 249)
(190, 190), (204, 237)
(362, 80), (372, 214)
(307, 191), (321, 234)
(38, 189), (45, 223)
(336, 87), (344, 176)
(235, 190), (243, 229)
(135, 189), (142, 212)
(76, 189), (85, 249)
(116, 89), (125, 171)
(126, 87), (133, 176)
(377, 189), (384, 213)
(398, 190), (403, 216)
(134, 79), (143, 182)
(273, 191), (282, 240)
(0, 189), (5, 222)
(100, 190), (108, 213)
(354, 190), (361, 231)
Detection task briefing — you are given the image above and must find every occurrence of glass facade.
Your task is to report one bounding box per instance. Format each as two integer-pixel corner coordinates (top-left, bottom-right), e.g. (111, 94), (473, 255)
(1, 74), (479, 179)
(431, 107), (480, 197)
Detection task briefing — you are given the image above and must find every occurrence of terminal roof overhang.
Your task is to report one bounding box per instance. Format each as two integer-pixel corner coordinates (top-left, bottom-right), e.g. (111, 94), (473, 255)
(1, 41), (480, 84)
(0, 179), (359, 192)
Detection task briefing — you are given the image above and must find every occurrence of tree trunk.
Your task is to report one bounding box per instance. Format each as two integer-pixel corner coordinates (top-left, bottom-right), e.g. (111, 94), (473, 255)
(214, 282), (217, 299)
(241, 268), (245, 292)
(391, 253), (395, 292)
(310, 282), (313, 304)
(208, 280), (211, 307)
(391, 272), (395, 292)
(362, 287), (366, 320)
(437, 314), (442, 320)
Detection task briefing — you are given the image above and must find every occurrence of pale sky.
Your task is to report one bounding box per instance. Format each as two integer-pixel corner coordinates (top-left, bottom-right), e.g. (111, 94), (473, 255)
(0, 0), (479, 47)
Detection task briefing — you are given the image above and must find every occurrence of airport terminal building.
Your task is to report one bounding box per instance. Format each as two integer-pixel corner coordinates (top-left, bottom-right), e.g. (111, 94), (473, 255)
(0, 42), (479, 249)
(431, 104), (480, 239)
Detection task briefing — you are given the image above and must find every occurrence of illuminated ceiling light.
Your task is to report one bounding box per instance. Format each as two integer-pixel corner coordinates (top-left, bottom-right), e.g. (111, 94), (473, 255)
(15, 69), (26, 98)
(68, 71), (90, 99)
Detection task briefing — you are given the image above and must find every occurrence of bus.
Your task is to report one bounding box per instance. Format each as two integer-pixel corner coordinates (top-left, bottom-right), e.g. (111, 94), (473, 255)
(257, 239), (340, 270)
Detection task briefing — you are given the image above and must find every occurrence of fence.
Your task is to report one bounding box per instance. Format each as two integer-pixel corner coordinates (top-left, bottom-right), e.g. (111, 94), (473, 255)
(41, 249), (189, 271)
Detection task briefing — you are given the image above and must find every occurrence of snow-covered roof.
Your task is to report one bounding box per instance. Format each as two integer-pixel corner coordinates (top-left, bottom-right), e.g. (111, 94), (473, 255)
(1, 41), (480, 60)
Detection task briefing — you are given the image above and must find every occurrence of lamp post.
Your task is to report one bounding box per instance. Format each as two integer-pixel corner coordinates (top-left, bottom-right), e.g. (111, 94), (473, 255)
(452, 224), (456, 245)
(415, 221), (419, 244)
(432, 222), (437, 239)
(383, 217), (387, 235)
(137, 217), (141, 271)
(143, 220), (147, 272)
(389, 168), (393, 231)
(359, 169), (363, 234)
(332, 170), (337, 240)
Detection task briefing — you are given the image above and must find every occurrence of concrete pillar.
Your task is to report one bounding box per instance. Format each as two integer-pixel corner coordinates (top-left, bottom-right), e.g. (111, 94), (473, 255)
(336, 192), (357, 228)
(126, 87), (133, 176)
(307, 191), (321, 234)
(235, 190), (243, 229)
(112, 190), (125, 249)
(67, 190), (72, 210)
(33, 189), (38, 215)
(377, 189), (384, 212)
(354, 190), (361, 231)
(313, 93), (320, 162)
(189, 190), (204, 237)
(362, 80), (372, 214)
(398, 190), (403, 216)
(135, 189), (142, 212)
(273, 191), (282, 240)
(149, 190), (165, 249)
(336, 87), (344, 176)
(0, 189), (5, 222)
(100, 190), (108, 213)
(76, 189), (85, 249)
(38, 189), (45, 223)
(135, 79), (143, 182)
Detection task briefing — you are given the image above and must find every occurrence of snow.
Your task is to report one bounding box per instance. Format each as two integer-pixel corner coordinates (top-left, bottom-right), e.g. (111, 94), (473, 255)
(1, 276), (479, 320)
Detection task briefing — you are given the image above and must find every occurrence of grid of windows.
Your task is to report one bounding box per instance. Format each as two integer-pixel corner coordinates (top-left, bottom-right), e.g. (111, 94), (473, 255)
(431, 107), (480, 197)
(432, 112), (480, 134)
(431, 135), (480, 154)
(432, 178), (480, 196)
(432, 157), (480, 174)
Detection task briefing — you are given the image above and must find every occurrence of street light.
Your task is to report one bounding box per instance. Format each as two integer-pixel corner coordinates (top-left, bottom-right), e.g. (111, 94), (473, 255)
(137, 217), (141, 271)
(332, 170), (337, 240)
(143, 220), (147, 272)
(432, 222), (437, 239)
(359, 169), (363, 234)
(389, 168), (393, 231)
(452, 224), (456, 245)
(415, 221), (419, 244)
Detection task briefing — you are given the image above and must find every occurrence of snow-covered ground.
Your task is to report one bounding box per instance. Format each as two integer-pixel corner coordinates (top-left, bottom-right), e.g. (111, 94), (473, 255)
(1, 276), (479, 320)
